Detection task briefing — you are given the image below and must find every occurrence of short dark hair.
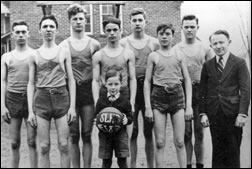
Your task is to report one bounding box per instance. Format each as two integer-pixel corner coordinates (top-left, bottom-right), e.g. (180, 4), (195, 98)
(130, 8), (147, 19)
(12, 20), (29, 31)
(182, 15), (199, 25)
(39, 15), (58, 29)
(67, 3), (87, 20)
(102, 17), (121, 30)
(156, 23), (175, 35)
(105, 69), (123, 82)
(209, 30), (230, 42)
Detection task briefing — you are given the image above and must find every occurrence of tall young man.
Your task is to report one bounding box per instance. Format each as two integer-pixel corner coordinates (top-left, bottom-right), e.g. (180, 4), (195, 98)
(92, 17), (136, 130)
(174, 15), (213, 168)
(27, 15), (76, 168)
(59, 4), (101, 168)
(144, 23), (192, 168)
(120, 8), (159, 168)
(1, 20), (38, 168)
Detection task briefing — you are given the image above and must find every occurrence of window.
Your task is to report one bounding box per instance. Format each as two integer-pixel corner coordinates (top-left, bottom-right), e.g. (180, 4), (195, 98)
(99, 4), (123, 34)
(82, 4), (93, 34)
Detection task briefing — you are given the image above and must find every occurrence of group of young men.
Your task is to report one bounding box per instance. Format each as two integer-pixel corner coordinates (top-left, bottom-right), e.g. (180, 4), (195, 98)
(1, 3), (250, 168)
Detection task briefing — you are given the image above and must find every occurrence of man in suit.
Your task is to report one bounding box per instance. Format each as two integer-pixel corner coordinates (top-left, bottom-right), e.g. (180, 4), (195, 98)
(199, 30), (250, 168)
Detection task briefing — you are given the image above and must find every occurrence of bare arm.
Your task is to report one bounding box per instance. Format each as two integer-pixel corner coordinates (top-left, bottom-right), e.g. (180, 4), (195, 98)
(64, 48), (76, 124)
(92, 52), (101, 106)
(143, 53), (156, 122)
(181, 55), (193, 121)
(127, 50), (137, 112)
(1, 54), (11, 123)
(27, 54), (37, 127)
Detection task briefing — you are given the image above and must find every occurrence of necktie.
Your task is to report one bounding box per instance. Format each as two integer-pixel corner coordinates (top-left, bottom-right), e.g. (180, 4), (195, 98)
(108, 95), (116, 102)
(217, 56), (224, 73)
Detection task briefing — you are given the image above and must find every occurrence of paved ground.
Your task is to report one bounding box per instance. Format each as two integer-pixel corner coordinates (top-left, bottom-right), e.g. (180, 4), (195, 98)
(1, 109), (251, 168)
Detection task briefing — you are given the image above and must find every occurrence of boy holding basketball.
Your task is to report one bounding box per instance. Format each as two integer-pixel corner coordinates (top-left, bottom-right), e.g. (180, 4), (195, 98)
(95, 69), (133, 168)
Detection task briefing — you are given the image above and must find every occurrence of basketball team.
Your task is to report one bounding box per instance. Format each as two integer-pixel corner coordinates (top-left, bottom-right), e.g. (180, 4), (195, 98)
(1, 3), (250, 168)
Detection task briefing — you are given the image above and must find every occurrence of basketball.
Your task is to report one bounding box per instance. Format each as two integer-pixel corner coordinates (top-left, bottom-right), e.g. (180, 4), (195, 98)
(96, 107), (124, 134)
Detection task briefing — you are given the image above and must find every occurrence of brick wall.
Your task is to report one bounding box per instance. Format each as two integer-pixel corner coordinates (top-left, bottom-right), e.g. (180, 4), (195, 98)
(9, 1), (182, 49)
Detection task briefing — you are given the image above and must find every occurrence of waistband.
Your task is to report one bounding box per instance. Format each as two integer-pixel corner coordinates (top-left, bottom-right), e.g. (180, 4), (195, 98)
(36, 86), (67, 94)
(7, 91), (27, 97)
(153, 83), (182, 91)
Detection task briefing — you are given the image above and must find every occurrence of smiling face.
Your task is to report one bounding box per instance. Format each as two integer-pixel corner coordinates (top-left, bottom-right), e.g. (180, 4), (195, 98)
(104, 23), (121, 43)
(70, 12), (86, 33)
(157, 28), (173, 47)
(210, 34), (231, 57)
(105, 75), (122, 96)
(12, 25), (29, 46)
(40, 19), (57, 42)
(182, 19), (199, 40)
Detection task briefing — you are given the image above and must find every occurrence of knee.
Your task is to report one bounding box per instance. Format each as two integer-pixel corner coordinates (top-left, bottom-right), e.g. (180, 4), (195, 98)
(11, 140), (21, 150)
(184, 128), (192, 141)
(156, 138), (166, 149)
(40, 143), (50, 155)
(174, 138), (185, 149)
(70, 135), (80, 145)
(58, 142), (69, 154)
(27, 138), (37, 149)
(143, 128), (153, 138)
(81, 132), (91, 143)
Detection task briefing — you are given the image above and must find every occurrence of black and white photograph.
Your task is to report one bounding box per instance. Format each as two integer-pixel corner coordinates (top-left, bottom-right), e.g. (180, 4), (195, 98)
(1, 1), (251, 168)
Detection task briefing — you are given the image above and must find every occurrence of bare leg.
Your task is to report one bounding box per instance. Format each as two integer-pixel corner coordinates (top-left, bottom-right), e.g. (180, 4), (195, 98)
(193, 106), (204, 166)
(80, 105), (95, 168)
(143, 110), (154, 168)
(9, 118), (22, 168)
(55, 115), (70, 168)
(69, 112), (80, 168)
(130, 108), (139, 168)
(171, 109), (186, 168)
(37, 116), (51, 168)
(24, 119), (38, 168)
(185, 121), (193, 166)
(153, 109), (167, 168)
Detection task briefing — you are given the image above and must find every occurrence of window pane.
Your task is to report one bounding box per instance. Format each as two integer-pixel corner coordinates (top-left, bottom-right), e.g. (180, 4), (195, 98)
(108, 5), (113, 14)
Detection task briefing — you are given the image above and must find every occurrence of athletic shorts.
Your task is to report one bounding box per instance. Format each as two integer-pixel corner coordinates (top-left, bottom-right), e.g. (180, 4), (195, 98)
(6, 91), (28, 119)
(34, 86), (70, 121)
(76, 80), (94, 107)
(151, 84), (185, 115)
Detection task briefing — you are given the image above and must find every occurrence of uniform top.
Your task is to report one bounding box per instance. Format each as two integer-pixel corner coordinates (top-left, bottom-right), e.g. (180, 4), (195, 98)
(6, 51), (31, 93)
(174, 40), (213, 81)
(35, 49), (66, 88)
(152, 49), (183, 87)
(126, 37), (153, 78)
(100, 48), (129, 87)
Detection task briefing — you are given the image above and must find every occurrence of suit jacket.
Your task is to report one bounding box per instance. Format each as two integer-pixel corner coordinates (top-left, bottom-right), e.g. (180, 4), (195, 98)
(199, 53), (250, 118)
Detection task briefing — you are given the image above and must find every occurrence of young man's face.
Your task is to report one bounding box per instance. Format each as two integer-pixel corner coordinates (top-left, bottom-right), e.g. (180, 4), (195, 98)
(12, 25), (29, 46)
(157, 28), (173, 47)
(70, 12), (86, 33)
(130, 14), (146, 33)
(40, 19), (57, 42)
(182, 19), (199, 40)
(105, 75), (122, 96)
(210, 34), (231, 57)
(104, 23), (121, 43)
